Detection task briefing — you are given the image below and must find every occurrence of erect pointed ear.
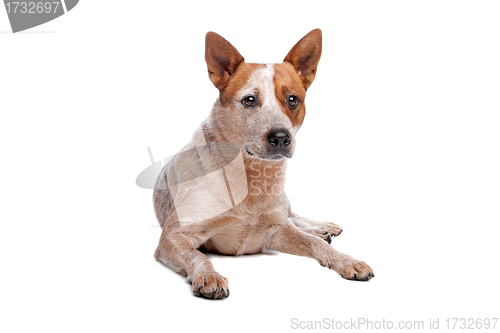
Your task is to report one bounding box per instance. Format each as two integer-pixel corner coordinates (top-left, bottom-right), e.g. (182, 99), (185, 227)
(205, 32), (245, 90)
(283, 29), (322, 90)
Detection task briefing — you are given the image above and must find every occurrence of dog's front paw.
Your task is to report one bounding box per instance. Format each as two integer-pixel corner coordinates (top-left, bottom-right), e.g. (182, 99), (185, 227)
(323, 255), (374, 281)
(309, 222), (343, 244)
(192, 272), (229, 300)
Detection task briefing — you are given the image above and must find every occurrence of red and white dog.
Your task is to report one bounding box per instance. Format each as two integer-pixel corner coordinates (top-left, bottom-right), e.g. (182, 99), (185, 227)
(153, 29), (374, 299)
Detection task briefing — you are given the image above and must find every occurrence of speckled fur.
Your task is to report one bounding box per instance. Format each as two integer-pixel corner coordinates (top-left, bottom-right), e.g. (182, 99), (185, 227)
(153, 29), (374, 299)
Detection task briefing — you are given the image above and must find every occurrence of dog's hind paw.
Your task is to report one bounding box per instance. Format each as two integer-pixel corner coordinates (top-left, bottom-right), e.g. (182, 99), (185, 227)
(192, 272), (229, 300)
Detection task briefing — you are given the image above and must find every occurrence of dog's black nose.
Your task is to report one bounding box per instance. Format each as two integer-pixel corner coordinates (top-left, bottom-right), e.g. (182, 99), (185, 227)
(267, 129), (291, 147)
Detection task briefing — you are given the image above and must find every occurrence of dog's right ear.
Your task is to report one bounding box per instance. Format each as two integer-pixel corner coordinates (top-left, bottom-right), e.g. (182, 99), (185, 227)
(205, 32), (245, 90)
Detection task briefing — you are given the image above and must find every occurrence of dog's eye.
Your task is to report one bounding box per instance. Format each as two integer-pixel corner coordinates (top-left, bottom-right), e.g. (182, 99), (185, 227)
(287, 95), (299, 109)
(242, 96), (256, 108)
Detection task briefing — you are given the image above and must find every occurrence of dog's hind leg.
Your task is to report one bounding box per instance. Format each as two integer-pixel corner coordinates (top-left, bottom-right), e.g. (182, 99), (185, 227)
(288, 212), (343, 244)
(154, 222), (229, 300)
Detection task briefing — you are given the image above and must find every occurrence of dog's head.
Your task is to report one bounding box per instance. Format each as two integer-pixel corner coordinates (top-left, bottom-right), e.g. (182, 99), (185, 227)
(205, 29), (322, 161)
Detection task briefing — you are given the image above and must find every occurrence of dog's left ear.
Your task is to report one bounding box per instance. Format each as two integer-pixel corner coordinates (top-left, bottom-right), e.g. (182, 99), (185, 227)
(205, 32), (245, 90)
(284, 29), (322, 90)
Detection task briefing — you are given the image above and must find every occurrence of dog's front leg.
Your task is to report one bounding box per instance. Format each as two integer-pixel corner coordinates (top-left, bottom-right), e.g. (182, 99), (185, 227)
(266, 221), (374, 281)
(155, 225), (229, 299)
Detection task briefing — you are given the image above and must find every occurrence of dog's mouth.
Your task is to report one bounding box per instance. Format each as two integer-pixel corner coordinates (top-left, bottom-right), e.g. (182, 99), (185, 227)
(244, 146), (291, 161)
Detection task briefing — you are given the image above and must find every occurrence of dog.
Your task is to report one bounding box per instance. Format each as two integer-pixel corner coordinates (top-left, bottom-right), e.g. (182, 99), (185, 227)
(153, 29), (374, 299)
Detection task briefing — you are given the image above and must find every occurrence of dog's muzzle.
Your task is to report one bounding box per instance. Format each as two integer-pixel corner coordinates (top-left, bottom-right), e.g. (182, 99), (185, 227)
(245, 129), (293, 160)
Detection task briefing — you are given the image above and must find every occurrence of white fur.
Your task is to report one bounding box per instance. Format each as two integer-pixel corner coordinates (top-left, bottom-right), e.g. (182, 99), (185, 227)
(238, 64), (296, 159)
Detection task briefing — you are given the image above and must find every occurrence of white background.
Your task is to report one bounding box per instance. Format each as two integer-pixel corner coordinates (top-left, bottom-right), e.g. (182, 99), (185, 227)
(1, 1), (499, 332)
